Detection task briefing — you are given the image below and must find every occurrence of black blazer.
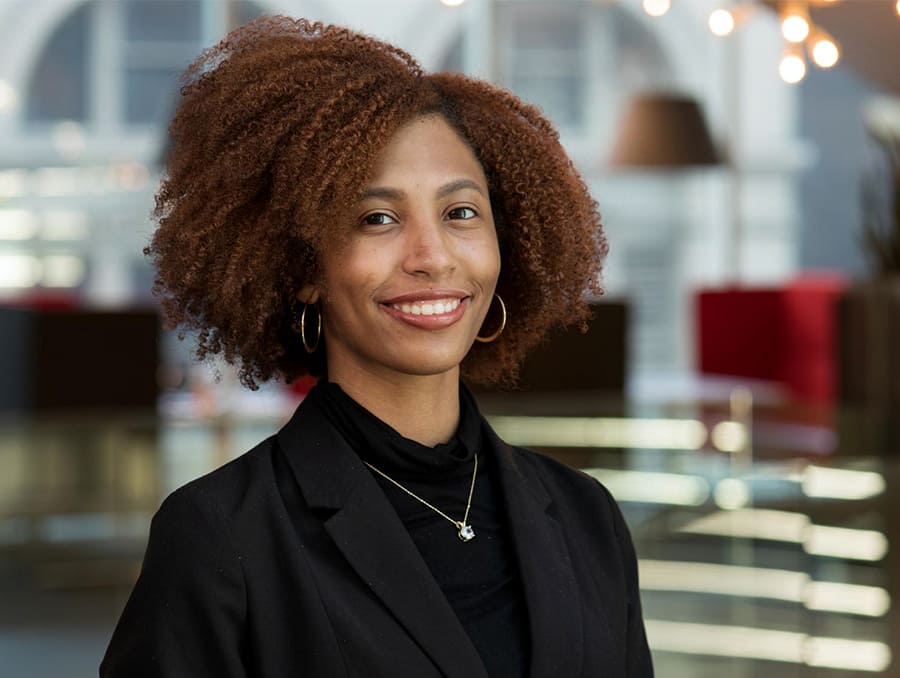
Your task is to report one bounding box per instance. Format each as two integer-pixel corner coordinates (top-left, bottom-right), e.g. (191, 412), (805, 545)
(101, 394), (653, 677)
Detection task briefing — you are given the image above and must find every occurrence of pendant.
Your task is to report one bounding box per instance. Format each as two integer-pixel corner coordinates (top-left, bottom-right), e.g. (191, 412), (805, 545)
(458, 523), (475, 542)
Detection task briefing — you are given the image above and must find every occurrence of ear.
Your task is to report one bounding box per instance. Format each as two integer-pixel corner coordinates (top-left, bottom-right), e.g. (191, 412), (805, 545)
(296, 284), (320, 305)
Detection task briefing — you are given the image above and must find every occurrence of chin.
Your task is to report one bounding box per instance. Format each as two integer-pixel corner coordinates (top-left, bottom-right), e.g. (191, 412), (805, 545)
(386, 347), (470, 378)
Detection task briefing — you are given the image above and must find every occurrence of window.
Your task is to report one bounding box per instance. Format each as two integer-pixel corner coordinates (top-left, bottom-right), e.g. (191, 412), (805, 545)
(494, 1), (673, 140)
(497, 2), (586, 129)
(26, 3), (90, 122)
(25, 0), (266, 129)
(123, 0), (205, 125)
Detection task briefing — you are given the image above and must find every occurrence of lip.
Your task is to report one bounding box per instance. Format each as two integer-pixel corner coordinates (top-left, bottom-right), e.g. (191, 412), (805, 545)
(380, 289), (469, 304)
(380, 296), (469, 331)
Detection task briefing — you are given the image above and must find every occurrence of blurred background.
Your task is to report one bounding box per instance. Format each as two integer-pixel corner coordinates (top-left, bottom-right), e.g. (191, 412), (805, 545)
(1, 0), (900, 675)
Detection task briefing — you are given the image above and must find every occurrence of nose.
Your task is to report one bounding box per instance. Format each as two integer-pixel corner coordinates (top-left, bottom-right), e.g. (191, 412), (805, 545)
(401, 215), (455, 278)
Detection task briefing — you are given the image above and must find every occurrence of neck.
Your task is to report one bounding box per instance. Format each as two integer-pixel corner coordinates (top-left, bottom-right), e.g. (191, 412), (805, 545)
(326, 366), (461, 447)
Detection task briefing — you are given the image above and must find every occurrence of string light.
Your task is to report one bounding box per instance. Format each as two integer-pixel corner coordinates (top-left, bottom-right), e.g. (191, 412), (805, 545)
(780, 49), (807, 84)
(709, 9), (736, 37)
(809, 31), (840, 68)
(781, 3), (811, 43)
(642, 0), (672, 18)
(661, 1), (899, 81)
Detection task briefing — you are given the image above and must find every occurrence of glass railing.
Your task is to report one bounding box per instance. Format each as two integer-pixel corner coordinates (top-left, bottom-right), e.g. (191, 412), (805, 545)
(0, 390), (896, 677)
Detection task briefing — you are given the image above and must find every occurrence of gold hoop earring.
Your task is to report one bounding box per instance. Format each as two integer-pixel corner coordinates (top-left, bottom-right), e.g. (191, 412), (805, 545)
(475, 294), (506, 343)
(300, 302), (321, 353)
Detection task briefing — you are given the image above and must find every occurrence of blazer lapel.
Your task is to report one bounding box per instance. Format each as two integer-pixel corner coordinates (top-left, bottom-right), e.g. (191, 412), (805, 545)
(277, 397), (489, 678)
(488, 426), (585, 678)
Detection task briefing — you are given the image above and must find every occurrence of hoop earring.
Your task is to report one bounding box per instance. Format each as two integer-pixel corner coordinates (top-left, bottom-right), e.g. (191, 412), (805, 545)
(475, 294), (506, 343)
(300, 302), (321, 354)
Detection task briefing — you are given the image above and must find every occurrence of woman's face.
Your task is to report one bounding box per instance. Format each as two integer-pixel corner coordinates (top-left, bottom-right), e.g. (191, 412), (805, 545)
(312, 114), (501, 385)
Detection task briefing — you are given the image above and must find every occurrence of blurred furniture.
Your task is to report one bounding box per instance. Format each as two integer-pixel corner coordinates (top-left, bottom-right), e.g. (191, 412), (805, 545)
(0, 306), (160, 412)
(838, 278), (900, 454)
(839, 278), (900, 408)
(478, 299), (628, 397)
(696, 276), (847, 404)
(518, 299), (628, 393)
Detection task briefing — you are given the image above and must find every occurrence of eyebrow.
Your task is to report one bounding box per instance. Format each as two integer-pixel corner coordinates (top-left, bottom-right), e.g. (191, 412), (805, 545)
(358, 178), (488, 202)
(436, 179), (488, 199)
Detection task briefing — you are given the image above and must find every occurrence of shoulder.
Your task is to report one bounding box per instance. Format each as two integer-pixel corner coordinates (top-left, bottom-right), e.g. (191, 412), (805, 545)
(505, 444), (628, 538)
(102, 441), (262, 676)
(506, 443), (610, 500)
(152, 437), (277, 539)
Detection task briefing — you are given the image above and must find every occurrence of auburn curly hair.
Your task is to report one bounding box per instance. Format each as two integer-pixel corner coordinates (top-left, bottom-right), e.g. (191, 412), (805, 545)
(147, 15), (606, 389)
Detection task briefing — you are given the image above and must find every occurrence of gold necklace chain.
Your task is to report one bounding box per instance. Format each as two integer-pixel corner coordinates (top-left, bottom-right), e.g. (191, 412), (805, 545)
(363, 453), (478, 542)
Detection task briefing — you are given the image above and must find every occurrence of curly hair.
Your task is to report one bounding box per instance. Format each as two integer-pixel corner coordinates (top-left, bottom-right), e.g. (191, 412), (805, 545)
(147, 15), (606, 389)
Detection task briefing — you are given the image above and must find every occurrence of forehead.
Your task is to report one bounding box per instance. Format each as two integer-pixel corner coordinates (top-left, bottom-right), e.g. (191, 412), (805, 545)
(365, 114), (487, 189)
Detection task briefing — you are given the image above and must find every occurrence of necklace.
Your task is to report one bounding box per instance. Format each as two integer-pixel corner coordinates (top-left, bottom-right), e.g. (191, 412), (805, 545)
(363, 453), (478, 542)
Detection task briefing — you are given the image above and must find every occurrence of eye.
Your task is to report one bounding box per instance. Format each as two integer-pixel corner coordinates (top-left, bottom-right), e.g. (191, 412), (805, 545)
(447, 206), (477, 221)
(360, 212), (398, 227)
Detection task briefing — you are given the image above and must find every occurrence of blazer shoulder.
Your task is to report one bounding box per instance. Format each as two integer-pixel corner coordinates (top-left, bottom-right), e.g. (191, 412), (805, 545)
(506, 445), (626, 536)
(156, 435), (277, 527)
(507, 444), (607, 493)
(102, 444), (257, 677)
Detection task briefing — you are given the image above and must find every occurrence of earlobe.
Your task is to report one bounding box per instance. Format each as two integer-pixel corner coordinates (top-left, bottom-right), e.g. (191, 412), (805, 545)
(296, 285), (320, 305)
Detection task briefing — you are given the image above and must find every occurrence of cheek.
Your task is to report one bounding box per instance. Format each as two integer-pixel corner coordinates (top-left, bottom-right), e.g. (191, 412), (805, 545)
(490, 238), (502, 275)
(320, 248), (383, 311)
(471, 234), (501, 283)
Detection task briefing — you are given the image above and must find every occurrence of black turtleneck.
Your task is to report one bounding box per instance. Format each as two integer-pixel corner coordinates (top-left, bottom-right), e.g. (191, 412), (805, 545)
(310, 381), (531, 678)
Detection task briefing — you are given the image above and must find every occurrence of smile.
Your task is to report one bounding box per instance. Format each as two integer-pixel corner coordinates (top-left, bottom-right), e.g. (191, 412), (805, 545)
(388, 298), (461, 316)
(380, 294), (469, 330)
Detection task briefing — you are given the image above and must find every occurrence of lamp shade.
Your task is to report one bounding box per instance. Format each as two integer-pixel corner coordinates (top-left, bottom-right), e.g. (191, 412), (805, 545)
(609, 93), (720, 169)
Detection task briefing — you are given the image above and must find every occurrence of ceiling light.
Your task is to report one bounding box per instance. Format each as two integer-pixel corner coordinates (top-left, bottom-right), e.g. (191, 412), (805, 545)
(709, 9), (736, 37)
(780, 52), (807, 84)
(643, 0), (671, 18)
(810, 33), (840, 68)
(782, 15), (810, 43)
(781, 3), (811, 43)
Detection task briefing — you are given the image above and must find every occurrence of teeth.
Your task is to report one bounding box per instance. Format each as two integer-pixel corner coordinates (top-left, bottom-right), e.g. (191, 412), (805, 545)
(392, 298), (461, 316)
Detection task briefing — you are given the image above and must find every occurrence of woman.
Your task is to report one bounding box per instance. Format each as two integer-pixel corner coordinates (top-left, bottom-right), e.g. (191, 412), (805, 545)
(101, 16), (653, 678)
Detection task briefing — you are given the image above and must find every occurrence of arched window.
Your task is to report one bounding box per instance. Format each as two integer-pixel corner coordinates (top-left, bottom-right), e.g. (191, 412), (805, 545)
(25, 0), (266, 129)
(26, 3), (90, 123)
(494, 1), (673, 144)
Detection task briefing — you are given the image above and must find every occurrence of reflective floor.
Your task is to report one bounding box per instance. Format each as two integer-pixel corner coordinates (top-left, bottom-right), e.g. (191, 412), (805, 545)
(1, 386), (897, 677)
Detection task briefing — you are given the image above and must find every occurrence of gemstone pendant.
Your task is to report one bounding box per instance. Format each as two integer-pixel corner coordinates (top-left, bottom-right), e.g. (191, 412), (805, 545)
(458, 524), (475, 542)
